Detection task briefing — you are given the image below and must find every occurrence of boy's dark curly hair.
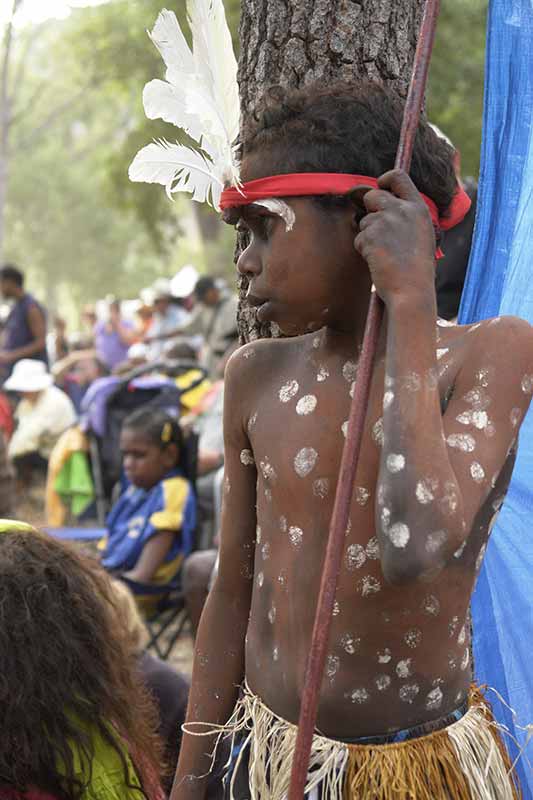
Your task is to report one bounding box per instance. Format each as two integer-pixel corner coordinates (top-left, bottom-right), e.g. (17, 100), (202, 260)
(0, 529), (163, 799)
(240, 81), (457, 218)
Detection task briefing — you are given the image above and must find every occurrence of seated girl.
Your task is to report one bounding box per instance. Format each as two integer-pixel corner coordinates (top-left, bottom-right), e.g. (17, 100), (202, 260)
(100, 408), (196, 600)
(0, 522), (164, 799)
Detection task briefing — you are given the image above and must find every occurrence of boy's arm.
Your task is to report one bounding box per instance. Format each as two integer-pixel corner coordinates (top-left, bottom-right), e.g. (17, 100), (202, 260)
(356, 170), (533, 583)
(122, 530), (174, 582)
(171, 349), (256, 800)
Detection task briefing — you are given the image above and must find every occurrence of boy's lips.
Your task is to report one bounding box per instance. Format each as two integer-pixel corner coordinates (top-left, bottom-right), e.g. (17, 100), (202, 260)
(246, 292), (269, 308)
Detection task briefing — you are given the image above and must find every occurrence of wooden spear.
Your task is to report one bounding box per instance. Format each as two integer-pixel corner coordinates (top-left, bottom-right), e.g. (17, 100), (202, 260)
(288, 1), (441, 796)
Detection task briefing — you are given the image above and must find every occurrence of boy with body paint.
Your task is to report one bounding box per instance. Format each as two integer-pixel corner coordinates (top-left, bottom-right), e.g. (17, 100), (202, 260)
(172, 83), (532, 799)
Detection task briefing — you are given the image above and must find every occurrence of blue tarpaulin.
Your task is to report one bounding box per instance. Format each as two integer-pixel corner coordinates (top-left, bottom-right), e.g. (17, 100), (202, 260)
(458, 0), (533, 794)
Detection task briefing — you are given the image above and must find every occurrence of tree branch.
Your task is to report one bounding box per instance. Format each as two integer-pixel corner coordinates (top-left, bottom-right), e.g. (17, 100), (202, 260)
(9, 20), (51, 111)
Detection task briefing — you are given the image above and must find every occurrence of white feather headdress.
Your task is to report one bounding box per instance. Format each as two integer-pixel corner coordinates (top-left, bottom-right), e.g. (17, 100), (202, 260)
(129, 1), (240, 210)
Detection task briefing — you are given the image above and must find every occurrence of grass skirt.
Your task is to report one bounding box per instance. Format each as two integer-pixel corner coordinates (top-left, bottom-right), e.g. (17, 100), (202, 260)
(213, 683), (521, 799)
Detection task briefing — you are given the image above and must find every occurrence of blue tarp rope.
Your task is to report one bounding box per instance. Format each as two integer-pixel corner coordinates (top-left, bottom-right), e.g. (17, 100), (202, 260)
(458, 1), (533, 794)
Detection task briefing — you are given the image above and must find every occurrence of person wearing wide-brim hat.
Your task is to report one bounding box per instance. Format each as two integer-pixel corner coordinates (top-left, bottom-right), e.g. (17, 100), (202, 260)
(145, 278), (191, 360)
(4, 359), (76, 487)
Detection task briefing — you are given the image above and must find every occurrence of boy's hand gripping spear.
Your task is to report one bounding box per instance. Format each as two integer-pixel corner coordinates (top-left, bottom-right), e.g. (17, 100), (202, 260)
(288, 2), (441, 797)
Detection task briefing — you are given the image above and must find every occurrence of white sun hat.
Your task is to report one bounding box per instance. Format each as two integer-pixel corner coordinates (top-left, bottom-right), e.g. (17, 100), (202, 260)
(152, 278), (174, 300)
(4, 359), (53, 392)
(171, 264), (199, 298)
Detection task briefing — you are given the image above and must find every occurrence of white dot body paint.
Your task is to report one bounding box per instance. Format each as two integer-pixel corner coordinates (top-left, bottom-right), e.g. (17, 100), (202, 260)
(277, 569), (288, 590)
(388, 522), (410, 548)
(381, 507), (391, 531)
(346, 688), (370, 704)
(446, 433), (476, 453)
(376, 675), (391, 691)
(386, 453), (405, 473)
(510, 407), (522, 427)
(436, 348), (449, 360)
(358, 576), (381, 596)
(464, 387), (491, 411)
(332, 600), (340, 616)
(341, 421), (349, 438)
(248, 411), (258, 432)
(454, 540), (467, 559)
(294, 447), (318, 477)
(256, 526), (261, 544)
(355, 486), (370, 506)
(422, 594), (441, 616)
(470, 461), (485, 483)
(426, 529), (448, 554)
(383, 391), (394, 410)
(240, 449), (254, 466)
(458, 625), (466, 645)
(243, 348), (255, 359)
(261, 542), (271, 560)
(461, 649), (470, 671)
(296, 395), (317, 415)
(268, 604), (276, 624)
(326, 654), (339, 681)
(273, 646), (279, 662)
(476, 543), (487, 573)
(396, 659), (412, 678)
(416, 479), (436, 505)
(252, 198), (296, 231)
(404, 628), (422, 649)
(403, 372), (422, 392)
(279, 379), (299, 403)
(317, 365), (329, 382)
(399, 684), (420, 704)
(279, 516), (287, 533)
(288, 526), (303, 548)
(440, 482), (459, 515)
(257, 572), (264, 587)
(342, 360), (358, 382)
(521, 374), (533, 394)
(377, 648), (392, 664)
(259, 459), (277, 483)
(426, 687), (443, 711)
(345, 543), (367, 571)
(366, 536), (380, 560)
(312, 335), (320, 349)
(341, 633), (360, 655)
(372, 417), (384, 447)
(312, 478), (329, 498)
(449, 617), (460, 637)
(456, 409), (489, 430)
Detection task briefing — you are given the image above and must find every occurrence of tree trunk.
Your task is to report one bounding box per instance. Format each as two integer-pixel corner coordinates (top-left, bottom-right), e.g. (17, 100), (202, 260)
(236, 0), (425, 342)
(0, 0), (21, 263)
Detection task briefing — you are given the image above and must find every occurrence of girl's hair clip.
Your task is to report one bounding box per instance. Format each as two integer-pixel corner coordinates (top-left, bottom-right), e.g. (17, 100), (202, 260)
(161, 422), (173, 444)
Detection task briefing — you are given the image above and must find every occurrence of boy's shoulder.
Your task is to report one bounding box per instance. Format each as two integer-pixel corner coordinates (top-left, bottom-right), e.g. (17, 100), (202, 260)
(225, 333), (311, 384)
(450, 314), (533, 368)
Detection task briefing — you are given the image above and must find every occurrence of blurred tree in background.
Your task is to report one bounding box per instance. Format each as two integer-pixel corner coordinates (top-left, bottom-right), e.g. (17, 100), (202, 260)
(0, 0), (486, 320)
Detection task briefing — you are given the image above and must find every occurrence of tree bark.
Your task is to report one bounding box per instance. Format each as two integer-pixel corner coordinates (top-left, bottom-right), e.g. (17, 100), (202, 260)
(236, 0), (425, 342)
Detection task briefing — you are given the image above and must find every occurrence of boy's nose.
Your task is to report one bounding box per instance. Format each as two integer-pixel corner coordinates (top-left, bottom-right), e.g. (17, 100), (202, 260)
(237, 242), (262, 278)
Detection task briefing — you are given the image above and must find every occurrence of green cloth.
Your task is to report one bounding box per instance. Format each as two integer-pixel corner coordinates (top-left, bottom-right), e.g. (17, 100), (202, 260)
(54, 451), (95, 518)
(59, 722), (147, 800)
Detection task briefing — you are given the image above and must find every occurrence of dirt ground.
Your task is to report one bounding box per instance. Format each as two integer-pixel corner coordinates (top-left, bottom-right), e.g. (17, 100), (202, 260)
(14, 484), (195, 676)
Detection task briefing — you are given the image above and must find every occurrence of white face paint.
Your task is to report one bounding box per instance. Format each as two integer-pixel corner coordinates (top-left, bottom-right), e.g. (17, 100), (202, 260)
(296, 394), (317, 415)
(388, 522), (410, 548)
(279, 379), (299, 403)
(345, 543), (367, 571)
(240, 449), (255, 466)
(343, 360), (358, 382)
(399, 684), (420, 703)
(404, 628), (422, 648)
(317, 365), (329, 382)
(312, 477), (329, 498)
(470, 461), (485, 483)
(386, 453), (405, 473)
(396, 659), (412, 678)
(253, 198), (295, 231)
(294, 447), (318, 477)
(446, 433), (476, 452)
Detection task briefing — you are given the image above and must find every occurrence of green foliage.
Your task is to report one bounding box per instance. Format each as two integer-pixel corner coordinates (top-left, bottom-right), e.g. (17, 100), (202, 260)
(427, 0), (488, 178)
(2, 0), (486, 320)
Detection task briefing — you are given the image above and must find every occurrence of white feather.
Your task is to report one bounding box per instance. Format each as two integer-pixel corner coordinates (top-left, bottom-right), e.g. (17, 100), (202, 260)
(130, 1), (240, 209)
(128, 140), (224, 208)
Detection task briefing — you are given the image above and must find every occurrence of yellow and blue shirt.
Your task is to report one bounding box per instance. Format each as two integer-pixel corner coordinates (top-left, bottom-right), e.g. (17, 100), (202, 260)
(101, 470), (195, 585)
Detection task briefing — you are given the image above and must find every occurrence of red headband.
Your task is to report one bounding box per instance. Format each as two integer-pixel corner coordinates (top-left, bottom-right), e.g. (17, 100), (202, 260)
(220, 173), (471, 234)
